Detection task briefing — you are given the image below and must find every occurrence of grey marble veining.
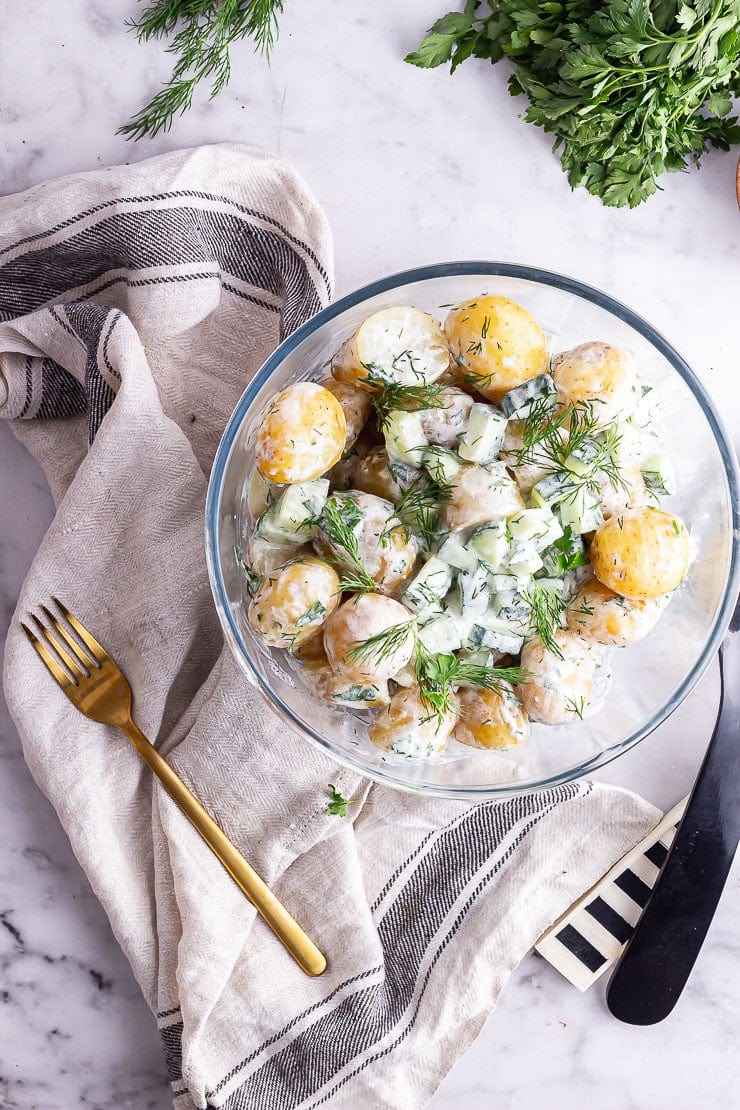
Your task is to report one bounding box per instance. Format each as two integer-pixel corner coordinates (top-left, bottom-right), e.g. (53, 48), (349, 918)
(1, 1), (738, 1107)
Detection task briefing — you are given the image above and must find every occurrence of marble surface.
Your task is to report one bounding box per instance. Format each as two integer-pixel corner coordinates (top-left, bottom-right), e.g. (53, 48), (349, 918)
(1, 1), (738, 1107)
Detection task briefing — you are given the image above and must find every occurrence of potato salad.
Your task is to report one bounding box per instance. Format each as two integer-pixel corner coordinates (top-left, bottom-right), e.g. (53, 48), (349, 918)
(238, 295), (691, 760)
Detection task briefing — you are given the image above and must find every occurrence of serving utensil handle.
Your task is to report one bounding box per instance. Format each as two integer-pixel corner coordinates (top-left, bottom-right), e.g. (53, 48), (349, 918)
(120, 718), (327, 977)
(606, 614), (740, 1024)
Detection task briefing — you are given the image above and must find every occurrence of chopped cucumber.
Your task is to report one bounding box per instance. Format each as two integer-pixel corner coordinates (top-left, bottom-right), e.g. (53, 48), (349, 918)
(438, 534), (479, 574)
(246, 468), (275, 518)
(458, 403), (508, 465)
(403, 556), (454, 611)
(388, 459), (423, 490)
(488, 572), (519, 593)
(390, 664), (416, 688)
(531, 471), (575, 507)
(491, 590), (532, 624)
(564, 439), (600, 476)
(456, 565), (491, 620)
(419, 446), (463, 483)
(557, 488), (604, 534)
(442, 594), (476, 641)
(467, 616), (524, 655)
(469, 522), (510, 570)
(506, 542), (544, 579)
(385, 410), (428, 465)
(417, 613), (463, 655)
(508, 507), (563, 552)
(641, 450), (676, 496)
(500, 373), (557, 419)
(257, 479), (329, 543)
(533, 576), (567, 600)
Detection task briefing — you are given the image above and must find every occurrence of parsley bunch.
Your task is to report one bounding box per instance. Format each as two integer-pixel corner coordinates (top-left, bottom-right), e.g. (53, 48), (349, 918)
(407, 0), (740, 207)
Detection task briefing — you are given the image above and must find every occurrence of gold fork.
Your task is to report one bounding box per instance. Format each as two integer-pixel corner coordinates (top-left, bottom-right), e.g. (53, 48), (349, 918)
(21, 598), (327, 977)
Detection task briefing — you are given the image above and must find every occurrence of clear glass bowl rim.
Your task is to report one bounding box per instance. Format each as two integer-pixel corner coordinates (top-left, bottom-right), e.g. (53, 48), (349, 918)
(205, 261), (740, 799)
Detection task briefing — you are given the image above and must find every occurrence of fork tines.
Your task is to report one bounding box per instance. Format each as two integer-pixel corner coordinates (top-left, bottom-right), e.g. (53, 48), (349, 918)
(21, 597), (108, 687)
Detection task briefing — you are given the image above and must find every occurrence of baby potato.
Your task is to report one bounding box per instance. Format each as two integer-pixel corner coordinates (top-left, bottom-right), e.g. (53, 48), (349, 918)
(590, 507), (691, 600)
(319, 378), (372, 454)
(353, 447), (421, 503)
(551, 342), (637, 425)
(332, 306), (450, 389)
(255, 382), (346, 483)
(597, 464), (649, 519)
(567, 579), (670, 647)
(499, 421), (552, 495)
(248, 534), (312, 576)
(303, 658), (390, 709)
(442, 463), (524, 532)
(323, 593), (415, 682)
(313, 490), (418, 595)
(248, 557), (340, 649)
(455, 683), (530, 750)
(368, 686), (457, 759)
(418, 386), (474, 448)
(520, 630), (596, 725)
(445, 295), (548, 402)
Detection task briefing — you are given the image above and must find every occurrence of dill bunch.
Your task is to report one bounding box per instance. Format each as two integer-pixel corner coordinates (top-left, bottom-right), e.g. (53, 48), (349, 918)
(120, 0), (284, 140)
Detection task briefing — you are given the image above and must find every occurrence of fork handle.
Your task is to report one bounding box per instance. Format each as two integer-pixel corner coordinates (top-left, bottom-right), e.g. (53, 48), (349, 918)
(120, 719), (327, 977)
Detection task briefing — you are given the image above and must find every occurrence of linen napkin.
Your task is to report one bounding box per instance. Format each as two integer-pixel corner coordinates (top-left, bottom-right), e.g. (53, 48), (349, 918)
(0, 144), (659, 1110)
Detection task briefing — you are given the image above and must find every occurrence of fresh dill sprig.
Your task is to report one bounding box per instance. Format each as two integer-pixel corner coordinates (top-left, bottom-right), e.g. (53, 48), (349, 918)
(294, 600), (327, 628)
(517, 400), (627, 501)
(119, 1), (284, 140)
(234, 545), (261, 597)
(346, 619), (416, 667)
(527, 582), (567, 657)
(565, 696), (586, 720)
(363, 375), (449, 431)
(317, 495), (377, 593)
(413, 644), (528, 728)
(381, 473), (453, 549)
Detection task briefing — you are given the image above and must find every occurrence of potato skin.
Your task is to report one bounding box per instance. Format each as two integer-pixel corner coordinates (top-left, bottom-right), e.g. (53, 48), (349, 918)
(352, 447), (418, 503)
(303, 658), (390, 709)
(331, 306), (449, 389)
(590, 508), (691, 600)
(442, 463), (524, 532)
(368, 686), (457, 758)
(520, 630), (596, 724)
(255, 382), (346, 483)
(320, 378), (372, 454)
(551, 341), (637, 425)
(313, 490), (418, 596)
(597, 465), (648, 519)
(455, 683), (530, 750)
(445, 295), (547, 401)
(566, 579), (669, 646)
(323, 594), (415, 682)
(418, 386), (474, 447)
(248, 557), (340, 649)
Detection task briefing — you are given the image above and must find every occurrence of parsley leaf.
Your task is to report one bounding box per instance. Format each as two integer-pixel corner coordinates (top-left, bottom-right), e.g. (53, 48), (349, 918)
(407, 1), (740, 207)
(325, 784), (355, 818)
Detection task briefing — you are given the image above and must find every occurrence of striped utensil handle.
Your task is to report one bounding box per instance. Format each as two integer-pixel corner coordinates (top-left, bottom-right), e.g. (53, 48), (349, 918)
(535, 797), (687, 992)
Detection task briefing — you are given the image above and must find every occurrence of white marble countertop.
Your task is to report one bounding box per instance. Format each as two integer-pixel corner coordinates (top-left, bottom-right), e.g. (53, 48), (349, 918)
(1, 2), (738, 1107)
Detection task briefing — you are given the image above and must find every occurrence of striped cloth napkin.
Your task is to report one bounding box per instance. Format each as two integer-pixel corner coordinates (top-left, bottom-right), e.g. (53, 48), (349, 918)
(0, 144), (659, 1110)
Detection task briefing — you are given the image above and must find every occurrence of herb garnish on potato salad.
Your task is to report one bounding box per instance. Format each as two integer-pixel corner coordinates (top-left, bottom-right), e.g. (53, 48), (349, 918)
(239, 295), (692, 760)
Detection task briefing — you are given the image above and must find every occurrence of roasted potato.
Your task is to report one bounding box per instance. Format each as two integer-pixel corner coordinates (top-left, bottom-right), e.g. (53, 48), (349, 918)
(323, 593), (415, 682)
(255, 382), (346, 483)
(320, 378), (372, 454)
(551, 342), (638, 426)
(248, 557), (340, 649)
(332, 306), (449, 389)
(589, 507), (691, 599)
(418, 386), (474, 447)
(442, 463), (524, 532)
(313, 490), (418, 595)
(566, 579), (669, 647)
(368, 685), (457, 758)
(445, 295), (548, 401)
(520, 630), (596, 724)
(454, 683), (530, 749)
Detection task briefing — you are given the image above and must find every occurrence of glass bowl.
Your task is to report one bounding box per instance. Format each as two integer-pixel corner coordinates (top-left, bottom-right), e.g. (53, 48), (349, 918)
(205, 263), (740, 800)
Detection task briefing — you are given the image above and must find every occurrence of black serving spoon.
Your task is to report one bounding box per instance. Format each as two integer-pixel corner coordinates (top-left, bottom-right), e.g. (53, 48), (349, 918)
(606, 597), (740, 1024)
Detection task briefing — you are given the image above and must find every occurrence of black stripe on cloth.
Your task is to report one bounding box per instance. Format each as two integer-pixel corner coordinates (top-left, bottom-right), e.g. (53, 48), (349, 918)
(586, 896), (633, 945)
(18, 356), (34, 418)
(614, 869), (652, 908)
(202, 785), (581, 1109)
(0, 187), (331, 295)
(555, 924), (606, 974)
(644, 841), (669, 869)
(36, 358), (87, 419)
(0, 206), (323, 339)
(160, 1020), (184, 1082)
(157, 1003), (182, 1021)
(63, 301), (119, 442)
